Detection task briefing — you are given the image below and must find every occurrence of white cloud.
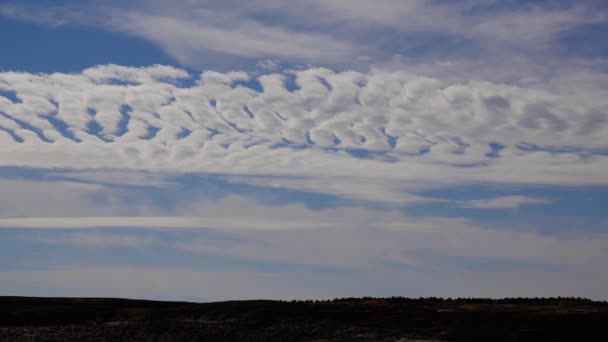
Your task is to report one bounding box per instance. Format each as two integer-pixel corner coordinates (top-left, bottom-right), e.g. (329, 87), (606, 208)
(1, 1), (605, 68)
(287, 0), (605, 51)
(1, 65), (607, 203)
(108, 11), (356, 65)
(0, 178), (108, 218)
(0, 177), (168, 219)
(458, 195), (553, 209)
(0, 194), (430, 231)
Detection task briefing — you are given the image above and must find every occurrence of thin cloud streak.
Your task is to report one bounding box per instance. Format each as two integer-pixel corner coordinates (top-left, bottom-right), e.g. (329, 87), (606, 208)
(458, 196), (553, 209)
(1, 1), (606, 68)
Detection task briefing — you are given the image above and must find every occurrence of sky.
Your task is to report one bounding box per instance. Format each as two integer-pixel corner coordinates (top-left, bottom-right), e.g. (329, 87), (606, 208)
(0, 0), (607, 301)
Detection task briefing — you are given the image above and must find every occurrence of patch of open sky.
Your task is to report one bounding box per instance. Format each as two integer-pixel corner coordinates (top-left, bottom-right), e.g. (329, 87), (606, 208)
(340, 148), (398, 163)
(457, 0), (578, 15)
(0, 18), (176, 73)
(330, 147), (416, 162)
(42, 114), (81, 142)
(418, 252), (564, 273)
(283, 73), (300, 93)
(16, 169), (347, 211)
(115, 104), (131, 137)
(2, 227), (247, 248)
(448, 162), (489, 168)
(372, 29), (482, 61)
(418, 146), (432, 156)
(173, 173), (346, 210)
(176, 128), (192, 139)
(140, 125), (161, 140)
(85, 119), (107, 141)
(162, 96), (176, 106)
(304, 132), (314, 145)
(0, 90), (21, 103)
(331, 135), (341, 146)
(224, 119), (250, 134)
(97, 183), (182, 213)
(0, 126), (23, 143)
(378, 128), (397, 148)
(0, 166), (166, 190)
(207, 128), (221, 138)
(406, 184), (608, 233)
(270, 138), (293, 149)
(344, 148), (381, 160)
(558, 23), (608, 58)
(0, 111), (51, 142)
(102, 79), (140, 86)
(232, 78), (263, 92)
(486, 142), (505, 158)
(173, 76), (197, 89)
(376, 259), (433, 274)
(177, 248), (354, 275)
(0, 229), (354, 275)
(0, 166), (66, 180)
(0, 237), (56, 272)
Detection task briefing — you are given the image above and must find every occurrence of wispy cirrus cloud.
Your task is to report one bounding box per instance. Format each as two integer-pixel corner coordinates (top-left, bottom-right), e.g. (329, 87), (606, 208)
(1, 0), (606, 69)
(458, 195), (553, 209)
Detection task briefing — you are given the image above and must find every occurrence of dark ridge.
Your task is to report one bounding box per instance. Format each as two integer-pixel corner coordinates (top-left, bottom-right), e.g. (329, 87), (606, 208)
(1, 296), (607, 341)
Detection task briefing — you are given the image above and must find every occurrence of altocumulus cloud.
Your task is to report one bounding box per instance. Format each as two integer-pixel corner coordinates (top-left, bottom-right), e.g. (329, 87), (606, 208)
(0, 64), (607, 203)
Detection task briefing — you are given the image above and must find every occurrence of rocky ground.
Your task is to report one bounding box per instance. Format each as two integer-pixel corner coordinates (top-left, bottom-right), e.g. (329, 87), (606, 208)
(1, 297), (607, 341)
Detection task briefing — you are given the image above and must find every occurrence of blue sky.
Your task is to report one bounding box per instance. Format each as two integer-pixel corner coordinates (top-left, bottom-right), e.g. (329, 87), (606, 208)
(1, 0), (608, 301)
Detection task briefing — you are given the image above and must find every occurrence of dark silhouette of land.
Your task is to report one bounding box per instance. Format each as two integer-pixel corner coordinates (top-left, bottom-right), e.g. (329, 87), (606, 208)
(1, 296), (607, 341)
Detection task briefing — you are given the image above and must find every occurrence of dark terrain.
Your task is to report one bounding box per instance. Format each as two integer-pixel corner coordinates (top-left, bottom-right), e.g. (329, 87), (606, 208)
(1, 297), (607, 341)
